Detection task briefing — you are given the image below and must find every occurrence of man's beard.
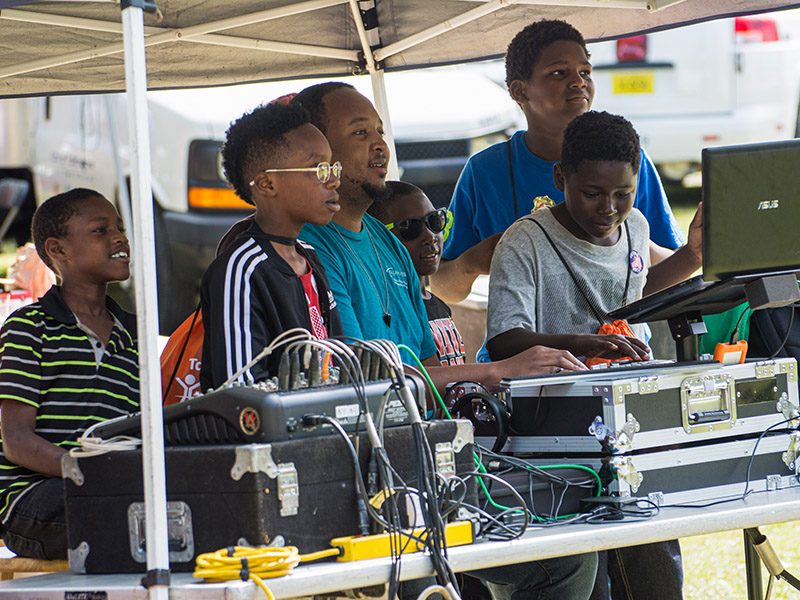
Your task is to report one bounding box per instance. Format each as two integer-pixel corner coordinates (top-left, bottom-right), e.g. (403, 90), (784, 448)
(361, 179), (391, 203)
(340, 173), (391, 209)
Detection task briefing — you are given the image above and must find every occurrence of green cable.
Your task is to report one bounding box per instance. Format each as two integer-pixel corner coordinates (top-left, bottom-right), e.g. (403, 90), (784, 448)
(396, 343), (448, 415)
(396, 344), (601, 521)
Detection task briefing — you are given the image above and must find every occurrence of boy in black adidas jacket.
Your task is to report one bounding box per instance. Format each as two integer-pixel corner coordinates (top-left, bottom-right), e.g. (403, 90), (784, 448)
(199, 101), (343, 389)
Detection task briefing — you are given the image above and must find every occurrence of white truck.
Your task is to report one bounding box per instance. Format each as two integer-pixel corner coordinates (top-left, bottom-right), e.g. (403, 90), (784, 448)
(590, 9), (800, 183)
(0, 69), (523, 333)
(468, 10), (800, 185)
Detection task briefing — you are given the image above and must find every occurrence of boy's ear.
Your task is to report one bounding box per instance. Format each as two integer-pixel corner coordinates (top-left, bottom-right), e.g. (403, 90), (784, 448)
(508, 80), (529, 105)
(250, 172), (279, 198)
(553, 162), (566, 192)
(43, 237), (67, 265)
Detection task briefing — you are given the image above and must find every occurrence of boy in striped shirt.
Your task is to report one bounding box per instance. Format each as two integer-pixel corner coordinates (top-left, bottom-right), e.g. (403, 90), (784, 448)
(0, 188), (139, 560)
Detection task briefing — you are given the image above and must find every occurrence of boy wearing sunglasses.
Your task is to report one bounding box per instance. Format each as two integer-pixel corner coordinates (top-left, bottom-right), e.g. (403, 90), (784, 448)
(198, 101), (344, 389)
(368, 181), (465, 366)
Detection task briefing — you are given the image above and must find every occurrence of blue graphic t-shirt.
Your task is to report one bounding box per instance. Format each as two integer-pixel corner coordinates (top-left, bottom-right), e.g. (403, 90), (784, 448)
(301, 214), (436, 363)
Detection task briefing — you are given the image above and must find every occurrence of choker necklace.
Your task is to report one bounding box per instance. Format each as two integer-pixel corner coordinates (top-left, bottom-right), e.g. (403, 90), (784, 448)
(261, 231), (297, 246)
(333, 223), (392, 327)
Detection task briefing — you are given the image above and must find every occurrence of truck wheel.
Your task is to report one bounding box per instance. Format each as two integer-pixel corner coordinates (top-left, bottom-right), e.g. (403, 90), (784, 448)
(154, 204), (198, 335)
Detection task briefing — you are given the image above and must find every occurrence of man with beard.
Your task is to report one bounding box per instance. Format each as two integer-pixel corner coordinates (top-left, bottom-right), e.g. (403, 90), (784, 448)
(294, 82), (597, 600)
(296, 83), (588, 393)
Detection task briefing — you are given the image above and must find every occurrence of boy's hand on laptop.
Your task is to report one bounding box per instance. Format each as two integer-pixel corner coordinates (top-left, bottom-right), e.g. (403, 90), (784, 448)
(574, 334), (650, 361)
(501, 345), (588, 375)
(686, 202), (702, 262)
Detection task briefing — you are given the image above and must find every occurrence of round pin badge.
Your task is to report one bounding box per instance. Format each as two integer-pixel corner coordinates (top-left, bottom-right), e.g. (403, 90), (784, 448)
(629, 249), (645, 274)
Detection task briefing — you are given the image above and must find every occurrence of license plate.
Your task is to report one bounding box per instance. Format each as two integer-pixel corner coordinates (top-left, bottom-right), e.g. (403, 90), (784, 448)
(613, 72), (654, 94)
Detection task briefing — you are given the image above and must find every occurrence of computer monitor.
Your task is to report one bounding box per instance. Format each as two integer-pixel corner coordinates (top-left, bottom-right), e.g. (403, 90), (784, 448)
(702, 138), (800, 281)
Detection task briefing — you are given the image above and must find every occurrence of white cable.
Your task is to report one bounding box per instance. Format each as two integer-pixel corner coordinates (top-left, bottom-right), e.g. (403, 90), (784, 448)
(219, 328), (313, 389)
(415, 582), (460, 600)
(70, 434), (142, 457)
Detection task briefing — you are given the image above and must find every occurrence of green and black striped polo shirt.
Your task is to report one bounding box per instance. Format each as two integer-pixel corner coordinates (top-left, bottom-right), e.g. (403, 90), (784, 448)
(0, 286), (139, 523)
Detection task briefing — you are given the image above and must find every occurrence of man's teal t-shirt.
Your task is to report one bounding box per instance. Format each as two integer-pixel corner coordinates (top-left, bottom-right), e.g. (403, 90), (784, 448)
(300, 214), (436, 364)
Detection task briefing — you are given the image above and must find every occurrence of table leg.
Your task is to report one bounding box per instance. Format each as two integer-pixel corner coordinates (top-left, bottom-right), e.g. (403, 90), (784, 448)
(744, 529), (764, 600)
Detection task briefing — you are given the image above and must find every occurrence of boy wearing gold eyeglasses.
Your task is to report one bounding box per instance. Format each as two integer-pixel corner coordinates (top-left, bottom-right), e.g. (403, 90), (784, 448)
(198, 101), (343, 389)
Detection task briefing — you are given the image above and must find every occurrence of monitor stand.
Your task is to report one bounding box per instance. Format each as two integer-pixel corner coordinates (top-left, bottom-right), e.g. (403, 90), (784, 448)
(611, 272), (800, 363)
(667, 311), (708, 362)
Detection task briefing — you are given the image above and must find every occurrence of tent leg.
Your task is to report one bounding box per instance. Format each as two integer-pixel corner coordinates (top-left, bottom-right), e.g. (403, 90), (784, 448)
(369, 69), (400, 181)
(121, 0), (171, 597)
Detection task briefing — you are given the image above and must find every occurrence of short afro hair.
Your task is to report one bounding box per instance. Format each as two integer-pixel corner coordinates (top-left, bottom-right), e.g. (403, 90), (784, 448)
(221, 101), (312, 205)
(367, 180), (424, 224)
(505, 19), (588, 89)
(560, 111), (641, 177)
(292, 82), (355, 135)
(32, 188), (104, 271)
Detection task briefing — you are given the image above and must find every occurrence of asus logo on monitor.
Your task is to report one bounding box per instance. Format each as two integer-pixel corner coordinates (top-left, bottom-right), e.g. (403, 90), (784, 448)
(757, 200), (780, 210)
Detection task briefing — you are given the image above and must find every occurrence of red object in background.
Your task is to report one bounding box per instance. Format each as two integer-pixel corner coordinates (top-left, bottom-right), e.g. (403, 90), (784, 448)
(735, 16), (779, 43)
(0, 289), (34, 324)
(616, 35), (648, 62)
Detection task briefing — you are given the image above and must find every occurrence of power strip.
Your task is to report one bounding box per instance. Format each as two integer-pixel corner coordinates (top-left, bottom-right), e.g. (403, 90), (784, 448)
(330, 520), (474, 561)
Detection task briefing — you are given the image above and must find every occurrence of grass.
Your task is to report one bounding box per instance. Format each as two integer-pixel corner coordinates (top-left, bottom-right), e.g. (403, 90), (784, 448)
(672, 202), (700, 237)
(0, 242), (19, 278)
(683, 524), (800, 599)
(670, 197), (799, 599)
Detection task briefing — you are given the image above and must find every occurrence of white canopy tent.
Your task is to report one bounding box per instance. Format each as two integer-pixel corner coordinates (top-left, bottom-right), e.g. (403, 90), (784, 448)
(2, 1), (800, 597)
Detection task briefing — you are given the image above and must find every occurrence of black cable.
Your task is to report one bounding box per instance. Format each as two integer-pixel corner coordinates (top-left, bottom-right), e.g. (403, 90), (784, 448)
(742, 419), (797, 498)
(510, 382), (547, 436)
(768, 304), (797, 359)
(727, 305), (750, 344)
(304, 415), (376, 534)
(312, 340), (409, 598)
(469, 471), (531, 540)
(410, 422), (457, 588)
(661, 422), (799, 510)
(583, 500), (659, 524)
(449, 391), (509, 453)
(333, 342), (464, 593)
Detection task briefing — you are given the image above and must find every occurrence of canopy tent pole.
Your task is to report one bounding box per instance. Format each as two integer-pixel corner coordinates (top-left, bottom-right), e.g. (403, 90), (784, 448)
(369, 69), (400, 180)
(103, 95), (134, 292)
(0, 7), (359, 61)
(0, 0), (357, 80)
(350, 0), (400, 180)
(120, 1), (170, 597)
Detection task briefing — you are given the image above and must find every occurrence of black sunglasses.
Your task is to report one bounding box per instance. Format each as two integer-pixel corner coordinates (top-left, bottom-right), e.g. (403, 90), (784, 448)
(387, 208), (450, 242)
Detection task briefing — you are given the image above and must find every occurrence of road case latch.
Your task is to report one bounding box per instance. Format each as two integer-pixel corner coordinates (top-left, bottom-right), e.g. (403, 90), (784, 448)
(277, 462), (299, 517)
(782, 431), (800, 473)
(681, 374), (737, 434)
(609, 454), (643, 493)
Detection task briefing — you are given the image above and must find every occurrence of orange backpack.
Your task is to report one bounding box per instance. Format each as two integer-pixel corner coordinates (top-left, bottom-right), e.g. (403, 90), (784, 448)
(160, 307), (204, 406)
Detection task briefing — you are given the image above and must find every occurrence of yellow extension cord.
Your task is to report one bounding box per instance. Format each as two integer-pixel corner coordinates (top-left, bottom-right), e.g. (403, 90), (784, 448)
(193, 545), (341, 599)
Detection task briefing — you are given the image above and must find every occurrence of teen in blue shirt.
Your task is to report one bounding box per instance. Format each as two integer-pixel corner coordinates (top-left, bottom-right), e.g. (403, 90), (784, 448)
(432, 19), (684, 305)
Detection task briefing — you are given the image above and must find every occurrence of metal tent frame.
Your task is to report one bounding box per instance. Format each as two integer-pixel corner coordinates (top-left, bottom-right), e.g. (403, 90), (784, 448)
(3, 1), (800, 597)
